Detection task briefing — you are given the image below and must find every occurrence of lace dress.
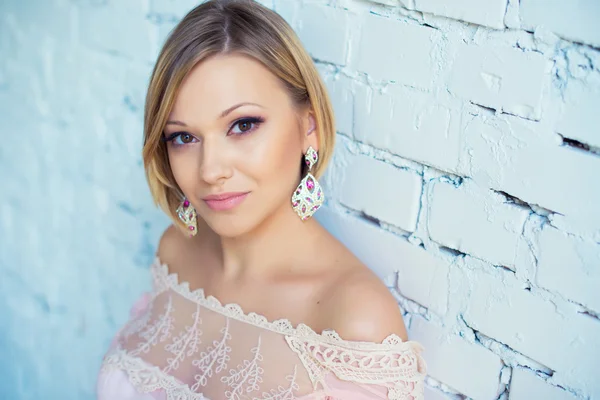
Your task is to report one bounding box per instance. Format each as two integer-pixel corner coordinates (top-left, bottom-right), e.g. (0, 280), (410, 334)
(97, 257), (427, 400)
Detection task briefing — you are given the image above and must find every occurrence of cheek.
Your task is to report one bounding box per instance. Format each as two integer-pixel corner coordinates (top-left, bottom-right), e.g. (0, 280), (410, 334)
(242, 124), (300, 184)
(167, 148), (198, 190)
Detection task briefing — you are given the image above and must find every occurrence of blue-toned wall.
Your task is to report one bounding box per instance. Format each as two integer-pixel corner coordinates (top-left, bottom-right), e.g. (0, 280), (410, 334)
(0, 1), (173, 398)
(1, 0), (599, 399)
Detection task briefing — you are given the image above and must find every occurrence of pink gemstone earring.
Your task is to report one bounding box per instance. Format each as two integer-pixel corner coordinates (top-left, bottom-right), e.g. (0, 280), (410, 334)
(176, 198), (198, 236)
(291, 146), (324, 220)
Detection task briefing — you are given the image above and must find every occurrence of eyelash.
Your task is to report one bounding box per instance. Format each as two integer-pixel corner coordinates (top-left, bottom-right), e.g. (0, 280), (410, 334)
(162, 116), (265, 147)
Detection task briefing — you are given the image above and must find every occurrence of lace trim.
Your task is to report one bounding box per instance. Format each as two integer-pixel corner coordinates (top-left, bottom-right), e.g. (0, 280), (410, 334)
(101, 348), (207, 399)
(285, 336), (426, 399)
(150, 256), (415, 351)
(102, 333), (302, 400)
(101, 257), (426, 400)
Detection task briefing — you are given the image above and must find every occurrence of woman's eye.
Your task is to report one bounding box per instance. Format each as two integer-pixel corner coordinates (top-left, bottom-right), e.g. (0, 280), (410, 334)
(175, 133), (195, 145)
(238, 121), (252, 132)
(229, 117), (264, 136)
(163, 132), (198, 146)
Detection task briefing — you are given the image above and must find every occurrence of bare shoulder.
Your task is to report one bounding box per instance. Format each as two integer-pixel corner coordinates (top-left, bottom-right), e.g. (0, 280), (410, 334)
(155, 219), (220, 288)
(156, 223), (215, 275)
(324, 267), (409, 343)
(156, 224), (189, 264)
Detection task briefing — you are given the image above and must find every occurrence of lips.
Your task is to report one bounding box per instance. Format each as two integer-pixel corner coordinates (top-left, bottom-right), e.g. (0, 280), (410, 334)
(202, 192), (250, 211)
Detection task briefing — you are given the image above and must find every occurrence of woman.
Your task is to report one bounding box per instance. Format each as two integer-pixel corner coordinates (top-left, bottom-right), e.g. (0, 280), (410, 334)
(97, 0), (427, 398)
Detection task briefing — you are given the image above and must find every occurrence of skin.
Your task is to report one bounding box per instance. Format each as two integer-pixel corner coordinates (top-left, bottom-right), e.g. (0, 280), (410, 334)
(159, 53), (409, 342)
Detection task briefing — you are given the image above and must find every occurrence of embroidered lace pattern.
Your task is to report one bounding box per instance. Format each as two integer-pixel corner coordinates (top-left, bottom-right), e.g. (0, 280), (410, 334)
(99, 257), (427, 400)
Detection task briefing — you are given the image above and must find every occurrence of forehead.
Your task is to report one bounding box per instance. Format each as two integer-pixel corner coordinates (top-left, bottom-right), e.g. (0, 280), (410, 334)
(170, 53), (290, 119)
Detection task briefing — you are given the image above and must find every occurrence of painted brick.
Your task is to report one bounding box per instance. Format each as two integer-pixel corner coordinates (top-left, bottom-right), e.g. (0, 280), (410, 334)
(547, 212), (600, 244)
(536, 225), (600, 313)
(353, 13), (440, 87)
(459, 114), (600, 224)
(340, 154), (422, 232)
(321, 72), (354, 136)
(414, 0), (508, 29)
(353, 84), (462, 173)
(272, 0), (299, 27)
(448, 44), (548, 120)
(316, 206), (450, 315)
(509, 368), (577, 400)
(463, 267), (600, 394)
(428, 179), (529, 268)
(521, 0), (600, 48)
(368, 0), (400, 6)
(504, 0), (521, 29)
(424, 387), (455, 400)
(295, 4), (350, 65)
(555, 78), (600, 149)
(409, 316), (503, 399)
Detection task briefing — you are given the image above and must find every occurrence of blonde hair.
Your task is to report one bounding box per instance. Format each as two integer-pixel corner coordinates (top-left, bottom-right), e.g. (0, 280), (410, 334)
(142, 0), (336, 231)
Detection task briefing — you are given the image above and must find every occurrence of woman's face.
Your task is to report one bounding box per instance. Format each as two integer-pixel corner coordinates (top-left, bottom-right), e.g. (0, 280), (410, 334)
(164, 53), (317, 237)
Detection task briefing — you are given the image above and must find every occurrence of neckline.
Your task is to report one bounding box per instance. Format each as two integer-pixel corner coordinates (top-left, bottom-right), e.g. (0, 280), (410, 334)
(150, 256), (417, 350)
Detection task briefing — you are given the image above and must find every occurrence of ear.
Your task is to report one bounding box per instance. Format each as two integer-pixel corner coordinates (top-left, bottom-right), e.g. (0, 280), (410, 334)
(302, 111), (319, 153)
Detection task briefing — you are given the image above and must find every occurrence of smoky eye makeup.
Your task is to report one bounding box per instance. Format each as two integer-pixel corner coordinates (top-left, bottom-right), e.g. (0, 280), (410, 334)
(160, 115), (266, 147)
(161, 131), (198, 147)
(227, 116), (265, 136)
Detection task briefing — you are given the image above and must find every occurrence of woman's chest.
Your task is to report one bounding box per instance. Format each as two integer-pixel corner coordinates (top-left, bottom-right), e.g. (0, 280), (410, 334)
(100, 292), (321, 400)
(190, 269), (339, 333)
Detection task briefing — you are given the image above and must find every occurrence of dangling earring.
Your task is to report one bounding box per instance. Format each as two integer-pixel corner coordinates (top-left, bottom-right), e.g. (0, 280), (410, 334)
(176, 198), (198, 236)
(291, 146), (324, 220)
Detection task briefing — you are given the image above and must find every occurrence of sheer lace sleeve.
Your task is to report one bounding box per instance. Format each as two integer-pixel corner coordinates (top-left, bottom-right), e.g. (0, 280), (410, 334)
(285, 332), (427, 400)
(108, 291), (153, 350)
(99, 258), (427, 400)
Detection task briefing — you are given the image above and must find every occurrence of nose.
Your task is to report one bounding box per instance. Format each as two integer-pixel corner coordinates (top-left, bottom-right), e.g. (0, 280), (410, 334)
(198, 138), (233, 186)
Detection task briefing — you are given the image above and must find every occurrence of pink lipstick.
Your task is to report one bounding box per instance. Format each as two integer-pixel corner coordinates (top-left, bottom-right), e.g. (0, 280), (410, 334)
(202, 192), (250, 211)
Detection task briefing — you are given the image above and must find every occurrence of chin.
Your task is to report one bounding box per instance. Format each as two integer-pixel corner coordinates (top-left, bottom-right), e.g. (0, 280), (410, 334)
(201, 212), (259, 238)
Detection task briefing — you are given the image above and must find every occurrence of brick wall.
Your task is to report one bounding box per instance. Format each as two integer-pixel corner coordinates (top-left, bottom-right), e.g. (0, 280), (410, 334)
(0, 0), (598, 399)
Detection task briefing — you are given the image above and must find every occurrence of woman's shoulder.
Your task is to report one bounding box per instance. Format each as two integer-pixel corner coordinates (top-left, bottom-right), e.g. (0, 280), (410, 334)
(320, 264), (409, 344)
(157, 224), (190, 263)
(312, 231), (410, 344)
(155, 222), (217, 281)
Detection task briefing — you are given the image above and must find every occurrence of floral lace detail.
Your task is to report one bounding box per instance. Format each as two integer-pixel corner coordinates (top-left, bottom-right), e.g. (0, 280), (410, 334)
(191, 317), (232, 390)
(285, 336), (426, 400)
(102, 349), (207, 399)
(221, 335), (265, 399)
(262, 365), (300, 400)
(151, 257), (407, 348)
(99, 257), (427, 400)
(130, 294), (176, 357)
(164, 302), (203, 373)
(121, 297), (155, 339)
(102, 345), (302, 400)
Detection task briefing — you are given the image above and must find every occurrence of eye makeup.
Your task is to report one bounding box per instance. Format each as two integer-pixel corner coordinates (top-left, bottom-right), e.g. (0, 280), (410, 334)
(161, 116), (266, 148)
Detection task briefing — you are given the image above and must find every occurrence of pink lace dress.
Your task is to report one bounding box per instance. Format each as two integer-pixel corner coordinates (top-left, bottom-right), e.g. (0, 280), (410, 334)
(97, 257), (427, 399)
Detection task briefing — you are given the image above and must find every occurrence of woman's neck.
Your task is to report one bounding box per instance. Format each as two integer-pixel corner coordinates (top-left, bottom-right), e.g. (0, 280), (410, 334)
(212, 202), (324, 282)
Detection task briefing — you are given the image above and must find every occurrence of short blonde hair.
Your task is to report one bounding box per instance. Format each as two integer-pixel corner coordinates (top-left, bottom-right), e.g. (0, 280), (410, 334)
(142, 0), (336, 231)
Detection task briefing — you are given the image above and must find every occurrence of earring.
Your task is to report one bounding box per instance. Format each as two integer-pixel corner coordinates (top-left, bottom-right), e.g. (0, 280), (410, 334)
(291, 146), (324, 220)
(176, 198), (198, 236)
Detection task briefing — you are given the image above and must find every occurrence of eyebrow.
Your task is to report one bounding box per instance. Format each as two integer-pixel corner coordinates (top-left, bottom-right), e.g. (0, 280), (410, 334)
(165, 102), (264, 126)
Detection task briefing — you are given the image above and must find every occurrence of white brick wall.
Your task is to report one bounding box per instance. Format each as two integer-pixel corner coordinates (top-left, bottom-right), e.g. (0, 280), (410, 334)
(1, 0), (598, 399)
(352, 14), (441, 88)
(352, 83), (462, 172)
(520, 0), (600, 48)
(409, 316), (504, 399)
(340, 153), (422, 232)
(448, 43), (548, 120)
(414, 0), (508, 30)
(428, 179), (529, 268)
(509, 368), (578, 400)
